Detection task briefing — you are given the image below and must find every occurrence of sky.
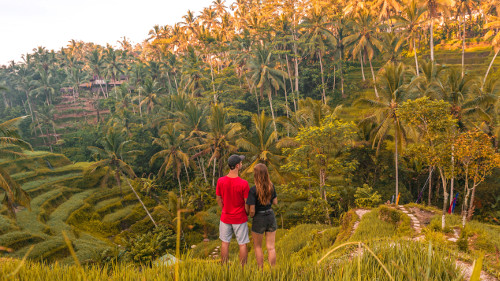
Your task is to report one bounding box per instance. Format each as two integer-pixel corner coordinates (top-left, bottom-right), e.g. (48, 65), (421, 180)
(0, 0), (219, 65)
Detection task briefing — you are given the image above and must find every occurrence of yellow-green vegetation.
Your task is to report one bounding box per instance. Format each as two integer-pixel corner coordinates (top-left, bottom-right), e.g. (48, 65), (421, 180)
(350, 206), (413, 241)
(0, 151), (135, 263)
(0, 212), (478, 281)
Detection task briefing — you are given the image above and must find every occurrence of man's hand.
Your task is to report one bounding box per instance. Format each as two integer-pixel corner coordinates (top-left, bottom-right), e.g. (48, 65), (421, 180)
(216, 196), (223, 209)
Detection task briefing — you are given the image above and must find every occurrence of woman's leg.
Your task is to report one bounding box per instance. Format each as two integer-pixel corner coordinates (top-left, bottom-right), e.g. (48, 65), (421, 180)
(252, 231), (264, 268)
(265, 231), (276, 267)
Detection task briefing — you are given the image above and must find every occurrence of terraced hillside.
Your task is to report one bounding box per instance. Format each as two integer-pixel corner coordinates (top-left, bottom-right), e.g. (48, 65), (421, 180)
(0, 151), (155, 264)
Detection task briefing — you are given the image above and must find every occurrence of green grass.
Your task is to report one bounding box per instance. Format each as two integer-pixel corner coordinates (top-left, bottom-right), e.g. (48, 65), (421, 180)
(0, 238), (464, 281)
(102, 205), (136, 224)
(0, 153), (72, 175)
(350, 206), (413, 242)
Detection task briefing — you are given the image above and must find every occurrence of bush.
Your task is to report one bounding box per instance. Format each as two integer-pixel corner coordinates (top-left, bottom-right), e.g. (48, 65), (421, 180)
(457, 227), (469, 252)
(354, 184), (381, 208)
(124, 225), (176, 265)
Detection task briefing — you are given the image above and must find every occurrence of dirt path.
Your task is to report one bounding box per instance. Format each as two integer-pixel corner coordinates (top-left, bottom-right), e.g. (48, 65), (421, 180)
(394, 205), (498, 281)
(351, 209), (370, 235)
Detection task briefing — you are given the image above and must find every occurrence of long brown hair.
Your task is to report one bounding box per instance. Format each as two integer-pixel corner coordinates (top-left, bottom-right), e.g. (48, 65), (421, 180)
(253, 163), (273, 205)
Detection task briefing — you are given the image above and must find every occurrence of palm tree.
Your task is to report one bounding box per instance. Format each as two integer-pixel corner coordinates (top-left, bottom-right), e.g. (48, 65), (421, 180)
(88, 129), (138, 190)
(151, 123), (190, 203)
(443, 68), (477, 128)
(356, 62), (411, 198)
(344, 10), (384, 98)
(420, 0), (451, 62)
(483, 15), (500, 86)
(393, 0), (427, 76)
(0, 117), (32, 216)
(138, 78), (163, 114)
(455, 0), (480, 77)
(371, 0), (404, 22)
(87, 49), (107, 97)
(88, 129), (157, 226)
(33, 66), (56, 106)
(35, 105), (59, 150)
(0, 85), (8, 109)
(193, 104), (241, 186)
(409, 60), (446, 98)
(247, 44), (288, 133)
(104, 46), (124, 85)
(301, 6), (335, 104)
(237, 111), (282, 180)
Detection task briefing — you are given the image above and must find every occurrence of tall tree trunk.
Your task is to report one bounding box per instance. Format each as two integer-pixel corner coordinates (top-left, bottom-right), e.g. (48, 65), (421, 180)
(318, 52), (327, 105)
(198, 157), (208, 184)
(285, 54), (297, 112)
(360, 51), (366, 81)
(430, 17), (435, 62)
(369, 59), (379, 98)
(245, 75), (260, 113)
(319, 167), (330, 224)
(468, 183), (477, 220)
(461, 13), (466, 78)
(2, 91), (9, 108)
(208, 55), (217, 103)
(333, 65), (336, 95)
(428, 167), (433, 206)
(25, 91), (34, 122)
(439, 167), (448, 229)
(281, 68), (290, 134)
(293, 35), (300, 109)
(450, 144), (455, 206)
(212, 158), (217, 187)
(177, 175), (184, 204)
(52, 123), (58, 142)
(124, 176), (157, 227)
(183, 162), (190, 184)
(413, 39), (420, 76)
(268, 90), (278, 133)
(462, 166), (470, 227)
(483, 49), (499, 87)
(395, 122), (399, 201)
(340, 56), (345, 97)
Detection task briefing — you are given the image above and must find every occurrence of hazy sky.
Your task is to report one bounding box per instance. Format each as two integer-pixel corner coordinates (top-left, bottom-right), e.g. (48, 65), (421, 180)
(0, 0), (219, 65)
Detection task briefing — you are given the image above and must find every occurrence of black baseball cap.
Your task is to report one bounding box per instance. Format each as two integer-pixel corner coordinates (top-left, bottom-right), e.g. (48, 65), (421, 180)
(228, 155), (245, 169)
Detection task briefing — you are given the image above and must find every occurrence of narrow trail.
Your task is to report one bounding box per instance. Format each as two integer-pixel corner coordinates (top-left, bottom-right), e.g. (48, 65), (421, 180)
(393, 206), (498, 281)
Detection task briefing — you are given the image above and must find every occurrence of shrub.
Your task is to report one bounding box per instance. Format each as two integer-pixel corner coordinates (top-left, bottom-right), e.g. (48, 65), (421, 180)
(124, 225), (176, 265)
(354, 184), (382, 208)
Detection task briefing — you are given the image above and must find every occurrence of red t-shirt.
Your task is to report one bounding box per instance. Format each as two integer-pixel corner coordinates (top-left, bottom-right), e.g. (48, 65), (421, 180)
(216, 176), (249, 224)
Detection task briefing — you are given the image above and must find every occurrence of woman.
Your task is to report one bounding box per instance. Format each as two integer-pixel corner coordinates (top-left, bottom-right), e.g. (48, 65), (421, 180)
(245, 163), (278, 268)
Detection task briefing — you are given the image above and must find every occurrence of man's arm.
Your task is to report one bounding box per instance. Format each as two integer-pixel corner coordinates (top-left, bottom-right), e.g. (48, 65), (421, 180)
(272, 197), (278, 205)
(216, 196), (223, 209)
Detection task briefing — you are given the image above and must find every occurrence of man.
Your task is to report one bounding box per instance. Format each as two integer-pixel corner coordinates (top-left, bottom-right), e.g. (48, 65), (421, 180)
(216, 154), (250, 265)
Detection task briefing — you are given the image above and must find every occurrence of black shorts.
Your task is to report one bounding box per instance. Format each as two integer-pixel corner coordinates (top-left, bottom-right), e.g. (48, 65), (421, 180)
(251, 209), (277, 234)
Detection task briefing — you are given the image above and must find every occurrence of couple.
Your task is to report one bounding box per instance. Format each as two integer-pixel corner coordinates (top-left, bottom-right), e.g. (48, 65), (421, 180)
(216, 155), (278, 268)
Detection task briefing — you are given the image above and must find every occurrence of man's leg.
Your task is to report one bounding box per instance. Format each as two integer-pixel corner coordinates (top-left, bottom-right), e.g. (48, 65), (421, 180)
(265, 231), (276, 267)
(221, 241), (230, 264)
(219, 221), (232, 264)
(252, 232), (264, 268)
(238, 243), (248, 266)
(234, 222), (250, 266)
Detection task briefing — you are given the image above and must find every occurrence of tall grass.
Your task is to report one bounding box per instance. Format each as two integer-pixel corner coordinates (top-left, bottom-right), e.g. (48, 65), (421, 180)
(0, 238), (463, 281)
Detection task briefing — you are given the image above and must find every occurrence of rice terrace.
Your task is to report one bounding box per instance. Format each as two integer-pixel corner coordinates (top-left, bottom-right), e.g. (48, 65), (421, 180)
(1, 0), (500, 280)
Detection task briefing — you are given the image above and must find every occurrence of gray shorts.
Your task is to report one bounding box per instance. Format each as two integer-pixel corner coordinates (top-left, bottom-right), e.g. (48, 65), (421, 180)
(219, 221), (250, 245)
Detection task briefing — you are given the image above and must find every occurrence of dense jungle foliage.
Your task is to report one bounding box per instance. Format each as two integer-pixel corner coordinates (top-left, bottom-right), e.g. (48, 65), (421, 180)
(1, 0), (500, 279)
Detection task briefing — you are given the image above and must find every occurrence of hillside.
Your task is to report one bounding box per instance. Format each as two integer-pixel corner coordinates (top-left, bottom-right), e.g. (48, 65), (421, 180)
(0, 151), (158, 263)
(2, 200), (500, 280)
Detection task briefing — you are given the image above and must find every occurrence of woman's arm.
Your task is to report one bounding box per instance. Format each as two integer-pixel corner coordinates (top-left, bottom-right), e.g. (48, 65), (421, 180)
(272, 197), (278, 205)
(249, 205), (255, 218)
